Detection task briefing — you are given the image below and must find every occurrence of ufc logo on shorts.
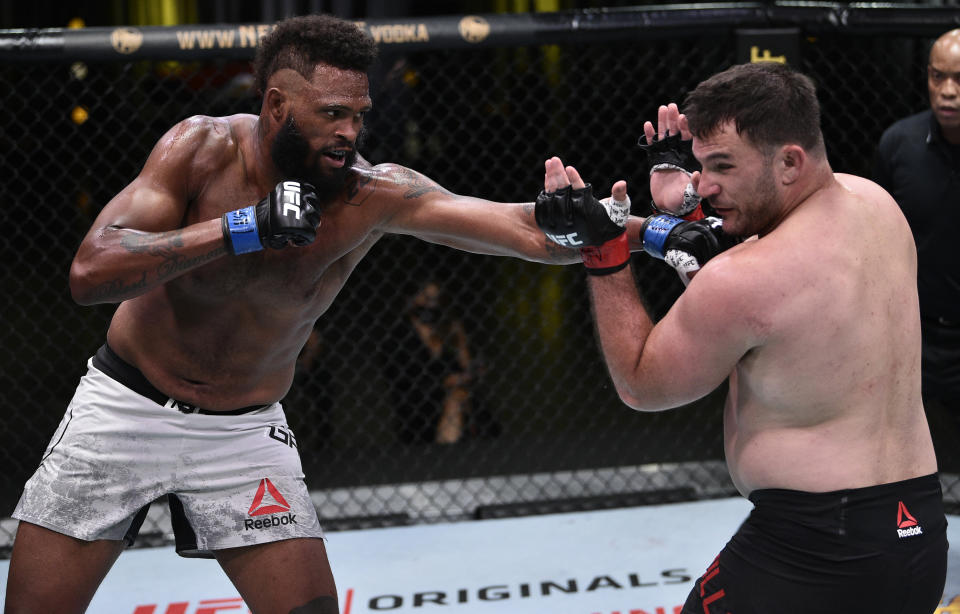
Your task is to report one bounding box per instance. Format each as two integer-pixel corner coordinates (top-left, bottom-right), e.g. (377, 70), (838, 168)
(545, 231), (584, 247)
(268, 425), (297, 449)
(281, 181), (302, 220)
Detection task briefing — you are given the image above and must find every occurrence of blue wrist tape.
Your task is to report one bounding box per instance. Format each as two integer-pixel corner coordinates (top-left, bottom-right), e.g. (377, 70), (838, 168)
(224, 206), (263, 254)
(642, 214), (684, 260)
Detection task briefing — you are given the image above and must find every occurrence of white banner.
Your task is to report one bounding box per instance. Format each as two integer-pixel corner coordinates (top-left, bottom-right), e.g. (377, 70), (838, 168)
(2, 498), (958, 614)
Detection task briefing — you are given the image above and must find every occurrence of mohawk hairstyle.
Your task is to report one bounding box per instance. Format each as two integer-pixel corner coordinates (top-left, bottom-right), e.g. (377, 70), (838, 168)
(253, 14), (378, 96)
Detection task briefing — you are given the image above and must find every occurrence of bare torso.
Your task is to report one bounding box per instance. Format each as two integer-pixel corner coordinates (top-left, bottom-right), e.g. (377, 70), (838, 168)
(720, 174), (937, 494)
(75, 112), (571, 411)
(104, 115), (388, 409)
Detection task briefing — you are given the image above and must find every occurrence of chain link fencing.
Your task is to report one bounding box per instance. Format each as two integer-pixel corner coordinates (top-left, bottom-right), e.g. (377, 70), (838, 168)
(1, 5), (959, 552)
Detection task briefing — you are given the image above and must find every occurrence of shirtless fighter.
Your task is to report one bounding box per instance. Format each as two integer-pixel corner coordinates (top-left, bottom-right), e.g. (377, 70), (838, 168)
(536, 62), (949, 613)
(4, 14), (638, 614)
(4, 12), (746, 612)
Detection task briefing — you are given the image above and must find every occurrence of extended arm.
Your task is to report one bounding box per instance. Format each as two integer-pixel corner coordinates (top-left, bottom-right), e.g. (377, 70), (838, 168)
(373, 163), (585, 264)
(371, 163), (656, 265)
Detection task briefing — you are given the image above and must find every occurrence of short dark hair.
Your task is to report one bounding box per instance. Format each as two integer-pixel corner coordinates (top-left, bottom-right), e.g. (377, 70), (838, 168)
(253, 14), (378, 96)
(683, 62), (825, 154)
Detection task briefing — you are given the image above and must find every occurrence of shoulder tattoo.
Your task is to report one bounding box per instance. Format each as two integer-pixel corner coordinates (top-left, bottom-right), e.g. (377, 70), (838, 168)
(393, 167), (448, 199)
(344, 171), (377, 206)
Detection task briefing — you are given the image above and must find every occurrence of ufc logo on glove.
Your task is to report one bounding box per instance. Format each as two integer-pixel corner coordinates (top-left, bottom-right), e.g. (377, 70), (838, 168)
(545, 232), (584, 247)
(281, 181), (303, 220)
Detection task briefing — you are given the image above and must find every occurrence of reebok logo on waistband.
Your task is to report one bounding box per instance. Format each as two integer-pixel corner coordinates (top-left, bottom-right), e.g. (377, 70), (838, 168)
(896, 500), (923, 538)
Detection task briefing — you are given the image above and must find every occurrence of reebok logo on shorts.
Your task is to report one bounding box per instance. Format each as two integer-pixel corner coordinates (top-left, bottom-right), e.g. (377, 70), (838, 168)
(896, 500), (922, 538)
(244, 478), (298, 530)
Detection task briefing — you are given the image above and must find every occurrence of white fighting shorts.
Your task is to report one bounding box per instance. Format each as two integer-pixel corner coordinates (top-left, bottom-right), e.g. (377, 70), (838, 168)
(12, 344), (325, 558)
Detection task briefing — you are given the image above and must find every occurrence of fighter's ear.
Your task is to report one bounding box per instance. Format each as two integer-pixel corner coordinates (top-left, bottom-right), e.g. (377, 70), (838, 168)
(777, 144), (806, 185)
(264, 86), (288, 124)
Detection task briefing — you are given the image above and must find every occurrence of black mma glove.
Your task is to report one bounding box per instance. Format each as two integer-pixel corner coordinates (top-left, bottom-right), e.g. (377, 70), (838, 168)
(640, 214), (741, 283)
(638, 132), (704, 219)
(534, 184), (631, 275)
(222, 180), (321, 255)
(638, 132), (700, 175)
(535, 184), (626, 247)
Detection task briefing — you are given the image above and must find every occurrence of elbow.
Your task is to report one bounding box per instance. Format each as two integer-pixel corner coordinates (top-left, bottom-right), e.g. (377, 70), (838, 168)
(616, 387), (648, 411)
(69, 258), (102, 305)
(69, 265), (93, 305)
(609, 364), (647, 410)
(614, 382), (668, 413)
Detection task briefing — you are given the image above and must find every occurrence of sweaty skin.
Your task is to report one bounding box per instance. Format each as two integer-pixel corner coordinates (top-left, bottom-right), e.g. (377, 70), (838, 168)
(550, 119), (937, 496)
(712, 173), (936, 494)
(69, 64), (645, 412)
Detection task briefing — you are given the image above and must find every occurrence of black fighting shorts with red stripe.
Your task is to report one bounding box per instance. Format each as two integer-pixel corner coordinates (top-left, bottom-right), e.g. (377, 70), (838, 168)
(682, 473), (947, 614)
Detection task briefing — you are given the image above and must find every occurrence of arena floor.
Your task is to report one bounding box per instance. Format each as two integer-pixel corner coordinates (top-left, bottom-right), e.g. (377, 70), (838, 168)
(0, 497), (958, 613)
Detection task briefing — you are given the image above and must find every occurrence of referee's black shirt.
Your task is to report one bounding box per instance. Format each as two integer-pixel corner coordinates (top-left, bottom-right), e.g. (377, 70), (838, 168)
(874, 109), (960, 325)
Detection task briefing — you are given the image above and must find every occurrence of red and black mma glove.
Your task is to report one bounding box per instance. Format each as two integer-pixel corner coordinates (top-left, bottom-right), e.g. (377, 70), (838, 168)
(637, 132), (705, 221)
(222, 180), (321, 255)
(640, 214), (741, 281)
(534, 184), (631, 275)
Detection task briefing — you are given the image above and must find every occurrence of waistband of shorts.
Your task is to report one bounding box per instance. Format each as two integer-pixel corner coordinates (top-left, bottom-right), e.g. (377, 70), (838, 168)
(748, 474), (942, 509)
(92, 343), (271, 416)
(747, 474), (944, 538)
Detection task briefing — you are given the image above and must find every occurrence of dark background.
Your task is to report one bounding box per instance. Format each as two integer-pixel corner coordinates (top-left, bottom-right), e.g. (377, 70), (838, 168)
(1, 2), (959, 547)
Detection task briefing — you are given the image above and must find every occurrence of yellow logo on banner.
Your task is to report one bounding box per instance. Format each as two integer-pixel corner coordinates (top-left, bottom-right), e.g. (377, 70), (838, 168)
(459, 16), (490, 43)
(110, 27), (143, 54)
(749, 45), (785, 64)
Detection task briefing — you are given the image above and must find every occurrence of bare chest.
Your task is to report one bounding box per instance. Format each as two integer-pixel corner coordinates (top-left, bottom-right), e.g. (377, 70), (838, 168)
(178, 180), (378, 309)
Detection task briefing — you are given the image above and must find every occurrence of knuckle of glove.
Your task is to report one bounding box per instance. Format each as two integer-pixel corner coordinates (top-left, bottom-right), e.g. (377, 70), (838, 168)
(672, 223), (719, 264)
(639, 132), (700, 173)
(534, 190), (563, 233)
(536, 187), (588, 248)
(569, 184), (622, 247)
(262, 180), (319, 249)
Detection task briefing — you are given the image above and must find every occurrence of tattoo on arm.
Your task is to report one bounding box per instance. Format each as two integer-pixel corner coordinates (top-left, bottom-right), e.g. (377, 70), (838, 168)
(523, 202), (580, 263)
(119, 228), (185, 255)
(85, 272), (149, 303)
(117, 226), (226, 280)
(97, 227), (226, 299)
(544, 238), (580, 262)
(345, 172), (376, 205)
(156, 246), (227, 281)
(394, 168), (448, 199)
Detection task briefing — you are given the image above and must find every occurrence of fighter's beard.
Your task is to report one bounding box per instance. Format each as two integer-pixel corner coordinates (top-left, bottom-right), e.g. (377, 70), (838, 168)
(271, 116), (364, 205)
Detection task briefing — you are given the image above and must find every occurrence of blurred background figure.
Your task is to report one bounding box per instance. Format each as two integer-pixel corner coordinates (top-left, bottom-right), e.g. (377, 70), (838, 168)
(386, 280), (489, 445)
